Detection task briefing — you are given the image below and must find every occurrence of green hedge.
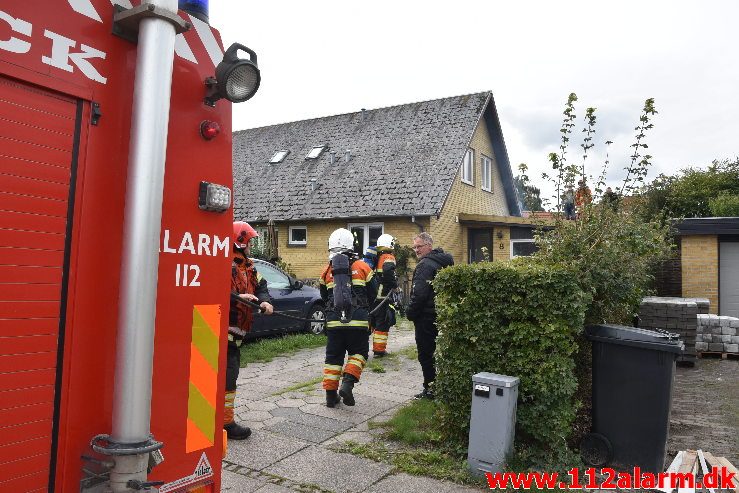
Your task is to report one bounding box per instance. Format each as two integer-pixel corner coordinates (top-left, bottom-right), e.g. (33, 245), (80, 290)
(434, 261), (588, 456)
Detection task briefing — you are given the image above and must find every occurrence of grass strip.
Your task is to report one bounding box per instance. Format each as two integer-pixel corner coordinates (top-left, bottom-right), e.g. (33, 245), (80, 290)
(272, 376), (323, 396)
(241, 333), (326, 365)
(332, 441), (481, 487)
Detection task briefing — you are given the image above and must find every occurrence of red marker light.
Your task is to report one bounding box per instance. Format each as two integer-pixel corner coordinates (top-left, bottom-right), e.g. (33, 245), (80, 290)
(200, 120), (220, 140)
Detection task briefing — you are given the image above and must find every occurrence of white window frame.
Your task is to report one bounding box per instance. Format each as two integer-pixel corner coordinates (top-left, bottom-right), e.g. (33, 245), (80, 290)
(481, 154), (492, 192)
(306, 145), (326, 159)
(347, 222), (384, 253)
(270, 150), (289, 164)
(288, 225), (307, 245)
(510, 239), (537, 258)
(461, 148), (474, 185)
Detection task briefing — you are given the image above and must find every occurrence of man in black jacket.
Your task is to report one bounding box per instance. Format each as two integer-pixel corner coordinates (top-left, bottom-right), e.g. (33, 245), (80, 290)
(406, 232), (454, 399)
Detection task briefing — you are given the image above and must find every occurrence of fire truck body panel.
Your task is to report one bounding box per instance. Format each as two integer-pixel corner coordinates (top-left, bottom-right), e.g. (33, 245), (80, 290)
(1, 2), (232, 491)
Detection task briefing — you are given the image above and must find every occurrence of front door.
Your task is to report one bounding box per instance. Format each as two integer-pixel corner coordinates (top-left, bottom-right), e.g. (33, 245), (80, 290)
(468, 229), (493, 263)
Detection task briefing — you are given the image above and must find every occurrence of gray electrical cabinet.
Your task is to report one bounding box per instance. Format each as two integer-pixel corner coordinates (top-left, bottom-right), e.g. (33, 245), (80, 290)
(467, 372), (520, 476)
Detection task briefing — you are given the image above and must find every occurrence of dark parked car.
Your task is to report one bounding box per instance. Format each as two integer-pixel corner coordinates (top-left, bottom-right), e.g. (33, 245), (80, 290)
(247, 258), (325, 338)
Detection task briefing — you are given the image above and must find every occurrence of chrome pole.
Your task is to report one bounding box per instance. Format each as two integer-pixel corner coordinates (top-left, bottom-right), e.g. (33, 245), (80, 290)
(110, 0), (178, 490)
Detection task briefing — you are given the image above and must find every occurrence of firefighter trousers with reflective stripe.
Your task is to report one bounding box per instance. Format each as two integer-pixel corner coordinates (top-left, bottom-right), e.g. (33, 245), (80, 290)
(323, 328), (369, 390)
(414, 316), (438, 386)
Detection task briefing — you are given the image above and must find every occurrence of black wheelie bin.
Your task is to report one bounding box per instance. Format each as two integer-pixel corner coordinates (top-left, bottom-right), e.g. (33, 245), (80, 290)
(582, 324), (684, 473)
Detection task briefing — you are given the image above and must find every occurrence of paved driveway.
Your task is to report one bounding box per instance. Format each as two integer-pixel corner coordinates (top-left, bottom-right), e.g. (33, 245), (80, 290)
(222, 324), (484, 492)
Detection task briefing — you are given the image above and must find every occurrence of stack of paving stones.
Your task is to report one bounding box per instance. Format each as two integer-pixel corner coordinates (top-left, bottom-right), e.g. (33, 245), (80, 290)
(695, 314), (739, 355)
(639, 297), (710, 365)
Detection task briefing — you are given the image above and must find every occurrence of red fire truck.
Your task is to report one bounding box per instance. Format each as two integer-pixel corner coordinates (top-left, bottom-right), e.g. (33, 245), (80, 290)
(1, 1), (259, 491)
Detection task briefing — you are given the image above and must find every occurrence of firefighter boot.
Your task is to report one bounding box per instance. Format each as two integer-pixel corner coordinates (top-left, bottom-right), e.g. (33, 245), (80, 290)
(224, 421), (252, 440)
(339, 374), (358, 406)
(326, 390), (341, 408)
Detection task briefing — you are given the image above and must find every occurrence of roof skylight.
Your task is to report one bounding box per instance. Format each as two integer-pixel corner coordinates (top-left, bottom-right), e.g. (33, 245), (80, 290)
(306, 145), (326, 159)
(270, 150), (289, 163)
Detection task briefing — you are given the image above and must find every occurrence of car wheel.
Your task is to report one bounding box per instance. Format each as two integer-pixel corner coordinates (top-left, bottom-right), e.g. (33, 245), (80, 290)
(306, 305), (326, 335)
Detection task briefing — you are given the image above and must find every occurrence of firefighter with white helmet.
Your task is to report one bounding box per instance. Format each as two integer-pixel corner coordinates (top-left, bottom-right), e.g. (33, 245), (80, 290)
(226, 221), (273, 439)
(319, 228), (378, 407)
(370, 233), (398, 356)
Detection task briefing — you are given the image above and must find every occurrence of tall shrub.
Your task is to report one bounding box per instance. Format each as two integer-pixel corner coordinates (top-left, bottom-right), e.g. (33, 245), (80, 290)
(434, 262), (588, 456)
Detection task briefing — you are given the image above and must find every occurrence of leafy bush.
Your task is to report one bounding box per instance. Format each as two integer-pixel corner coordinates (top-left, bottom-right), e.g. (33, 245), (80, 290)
(709, 192), (739, 217)
(393, 243), (416, 278)
(534, 206), (671, 325)
(434, 261), (588, 457)
(640, 158), (739, 221)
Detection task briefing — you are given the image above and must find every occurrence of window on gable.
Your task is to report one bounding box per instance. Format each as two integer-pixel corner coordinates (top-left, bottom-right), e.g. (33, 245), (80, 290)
(289, 226), (307, 245)
(270, 150), (289, 163)
(306, 145), (326, 159)
(481, 155), (492, 192)
(461, 148), (474, 185)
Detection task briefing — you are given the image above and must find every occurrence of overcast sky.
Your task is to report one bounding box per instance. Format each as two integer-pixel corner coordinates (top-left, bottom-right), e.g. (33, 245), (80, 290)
(209, 1), (738, 203)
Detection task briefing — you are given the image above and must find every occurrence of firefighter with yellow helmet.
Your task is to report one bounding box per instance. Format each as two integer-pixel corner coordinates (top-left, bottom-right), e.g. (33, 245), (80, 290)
(319, 228), (378, 408)
(370, 233), (398, 356)
(226, 221), (273, 439)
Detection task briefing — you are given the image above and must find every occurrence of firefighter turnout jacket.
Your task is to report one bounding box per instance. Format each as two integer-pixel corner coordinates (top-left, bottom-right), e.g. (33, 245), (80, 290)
(375, 251), (398, 299)
(229, 250), (270, 340)
(320, 258), (378, 330)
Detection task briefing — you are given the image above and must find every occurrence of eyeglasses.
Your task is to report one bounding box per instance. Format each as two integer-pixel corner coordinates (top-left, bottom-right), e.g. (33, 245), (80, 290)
(412, 244), (430, 250)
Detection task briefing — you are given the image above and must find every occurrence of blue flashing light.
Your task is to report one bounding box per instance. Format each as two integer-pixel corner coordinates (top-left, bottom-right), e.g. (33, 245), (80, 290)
(179, 0), (208, 23)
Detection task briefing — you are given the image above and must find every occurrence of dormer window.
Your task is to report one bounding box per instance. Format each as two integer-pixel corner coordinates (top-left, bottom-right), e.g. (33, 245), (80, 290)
(270, 150), (289, 163)
(306, 145), (326, 159)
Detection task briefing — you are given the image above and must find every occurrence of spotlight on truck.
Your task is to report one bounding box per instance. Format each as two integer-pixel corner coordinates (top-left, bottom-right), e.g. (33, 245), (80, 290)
(204, 43), (260, 106)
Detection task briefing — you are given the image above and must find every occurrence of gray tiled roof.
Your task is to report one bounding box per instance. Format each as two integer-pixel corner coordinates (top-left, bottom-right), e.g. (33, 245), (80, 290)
(232, 91), (501, 221)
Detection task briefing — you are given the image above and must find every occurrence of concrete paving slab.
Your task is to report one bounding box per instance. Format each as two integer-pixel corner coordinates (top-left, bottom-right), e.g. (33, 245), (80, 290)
(270, 407), (354, 432)
(220, 469), (268, 492)
(263, 416), (287, 427)
(226, 430), (309, 471)
(245, 400), (278, 412)
(325, 430), (375, 445)
(237, 410), (274, 423)
(265, 420), (339, 444)
(254, 483), (299, 493)
(303, 393), (326, 404)
(299, 403), (371, 425)
(338, 397), (400, 416)
(275, 398), (306, 408)
(265, 445), (393, 493)
(365, 472), (485, 492)
(352, 387), (413, 403)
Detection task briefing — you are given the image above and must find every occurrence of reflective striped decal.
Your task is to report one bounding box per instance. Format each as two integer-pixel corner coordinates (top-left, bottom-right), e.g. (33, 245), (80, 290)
(187, 305), (222, 453)
(343, 354), (366, 380)
(174, 33), (198, 63)
(323, 364), (342, 390)
(64, 0), (223, 67)
(189, 14), (224, 67)
(327, 320), (369, 328)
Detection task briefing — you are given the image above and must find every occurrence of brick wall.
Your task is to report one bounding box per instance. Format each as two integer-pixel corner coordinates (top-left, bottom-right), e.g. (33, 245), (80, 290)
(430, 117), (510, 263)
(258, 217), (430, 279)
(681, 235), (719, 312)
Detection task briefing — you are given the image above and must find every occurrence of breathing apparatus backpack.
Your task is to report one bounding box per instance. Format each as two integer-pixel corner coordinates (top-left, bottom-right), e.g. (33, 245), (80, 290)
(331, 253), (353, 323)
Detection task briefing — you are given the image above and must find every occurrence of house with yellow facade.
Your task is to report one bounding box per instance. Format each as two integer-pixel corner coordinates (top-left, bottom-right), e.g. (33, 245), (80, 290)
(232, 92), (541, 279)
